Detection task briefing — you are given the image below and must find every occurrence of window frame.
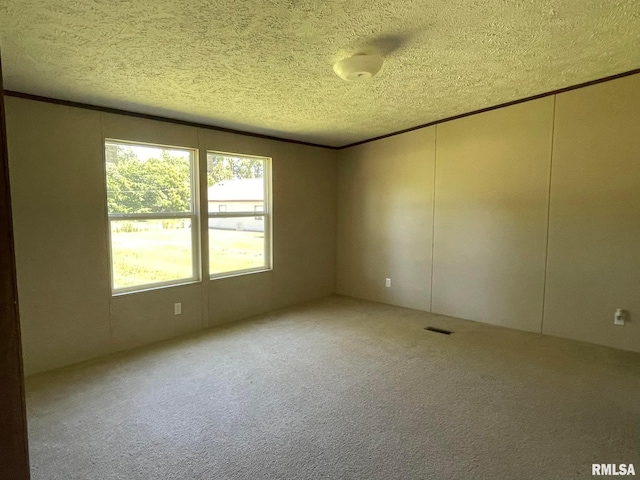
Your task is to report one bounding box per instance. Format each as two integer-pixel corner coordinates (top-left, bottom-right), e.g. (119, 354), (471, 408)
(105, 139), (201, 295)
(206, 151), (272, 279)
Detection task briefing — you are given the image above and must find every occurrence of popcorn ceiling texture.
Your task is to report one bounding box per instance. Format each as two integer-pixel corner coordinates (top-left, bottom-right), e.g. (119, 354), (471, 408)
(1, 0), (640, 147)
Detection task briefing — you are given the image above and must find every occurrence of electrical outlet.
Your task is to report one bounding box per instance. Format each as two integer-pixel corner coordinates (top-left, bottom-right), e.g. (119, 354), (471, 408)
(174, 303), (182, 315)
(614, 308), (625, 326)
(385, 278), (391, 288)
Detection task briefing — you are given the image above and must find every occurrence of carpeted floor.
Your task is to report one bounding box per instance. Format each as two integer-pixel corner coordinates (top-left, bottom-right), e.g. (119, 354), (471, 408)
(26, 295), (640, 479)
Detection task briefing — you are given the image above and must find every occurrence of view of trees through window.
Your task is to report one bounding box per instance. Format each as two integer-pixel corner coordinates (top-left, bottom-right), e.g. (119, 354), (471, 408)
(207, 153), (263, 186)
(106, 144), (192, 214)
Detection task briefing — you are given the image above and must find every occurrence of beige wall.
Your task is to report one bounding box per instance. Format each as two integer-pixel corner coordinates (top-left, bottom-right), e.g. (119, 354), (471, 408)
(6, 97), (337, 375)
(432, 98), (554, 332)
(7, 72), (640, 374)
(337, 73), (640, 352)
(543, 74), (640, 351)
(6, 100), (112, 374)
(337, 128), (435, 311)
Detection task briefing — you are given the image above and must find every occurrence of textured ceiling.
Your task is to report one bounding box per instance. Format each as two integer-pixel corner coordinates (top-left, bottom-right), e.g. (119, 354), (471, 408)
(1, 0), (639, 147)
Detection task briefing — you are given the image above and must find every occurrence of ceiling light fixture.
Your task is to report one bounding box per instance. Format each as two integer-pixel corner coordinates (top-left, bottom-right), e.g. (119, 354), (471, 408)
(333, 54), (384, 81)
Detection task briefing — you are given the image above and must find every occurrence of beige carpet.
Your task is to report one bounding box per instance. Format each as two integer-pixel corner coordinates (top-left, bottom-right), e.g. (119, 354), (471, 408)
(26, 296), (640, 479)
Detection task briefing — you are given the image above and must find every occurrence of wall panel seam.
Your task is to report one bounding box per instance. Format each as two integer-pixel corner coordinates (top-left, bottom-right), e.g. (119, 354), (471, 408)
(336, 150), (340, 295)
(429, 126), (438, 312)
(540, 95), (557, 335)
(100, 111), (117, 354)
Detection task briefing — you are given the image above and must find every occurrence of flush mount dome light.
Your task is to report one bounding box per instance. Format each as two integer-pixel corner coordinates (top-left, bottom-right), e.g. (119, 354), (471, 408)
(333, 54), (384, 81)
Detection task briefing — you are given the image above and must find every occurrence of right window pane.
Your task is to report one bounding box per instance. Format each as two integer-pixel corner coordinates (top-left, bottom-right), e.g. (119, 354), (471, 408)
(207, 152), (270, 277)
(209, 217), (266, 275)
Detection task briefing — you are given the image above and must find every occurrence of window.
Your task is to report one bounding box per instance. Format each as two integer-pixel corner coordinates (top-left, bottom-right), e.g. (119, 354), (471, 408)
(105, 141), (199, 293)
(207, 152), (271, 277)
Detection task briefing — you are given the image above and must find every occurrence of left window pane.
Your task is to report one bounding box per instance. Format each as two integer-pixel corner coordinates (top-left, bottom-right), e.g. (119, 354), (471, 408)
(110, 219), (194, 289)
(105, 142), (193, 214)
(105, 141), (198, 293)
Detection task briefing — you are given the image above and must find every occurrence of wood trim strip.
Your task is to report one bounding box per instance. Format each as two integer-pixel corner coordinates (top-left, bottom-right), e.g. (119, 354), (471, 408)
(4, 68), (640, 150)
(340, 68), (640, 149)
(3, 90), (339, 151)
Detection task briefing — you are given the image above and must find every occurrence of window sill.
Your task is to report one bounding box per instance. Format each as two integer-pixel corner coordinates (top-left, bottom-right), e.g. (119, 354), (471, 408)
(111, 279), (201, 297)
(209, 268), (272, 281)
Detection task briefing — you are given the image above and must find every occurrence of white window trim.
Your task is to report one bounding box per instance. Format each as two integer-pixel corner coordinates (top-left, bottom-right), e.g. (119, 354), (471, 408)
(105, 139), (201, 295)
(207, 151), (272, 280)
